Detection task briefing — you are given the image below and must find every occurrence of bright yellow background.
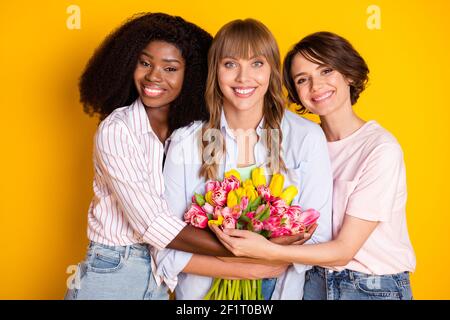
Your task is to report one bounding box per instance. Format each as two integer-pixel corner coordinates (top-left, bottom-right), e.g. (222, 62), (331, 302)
(0, 0), (448, 299)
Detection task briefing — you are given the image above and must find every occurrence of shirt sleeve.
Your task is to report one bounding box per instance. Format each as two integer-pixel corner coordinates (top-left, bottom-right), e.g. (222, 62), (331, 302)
(94, 120), (186, 250)
(291, 129), (333, 274)
(153, 135), (194, 290)
(346, 143), (404, 222)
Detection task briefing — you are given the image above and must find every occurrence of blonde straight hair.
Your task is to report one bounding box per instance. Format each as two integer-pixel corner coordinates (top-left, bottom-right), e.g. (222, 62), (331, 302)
(199, 19), (286, 180)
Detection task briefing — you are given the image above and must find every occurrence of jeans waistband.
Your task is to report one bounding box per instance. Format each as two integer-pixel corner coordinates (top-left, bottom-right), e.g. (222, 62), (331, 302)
(88, 241), (150, 259)
(311, 266), (410, 281)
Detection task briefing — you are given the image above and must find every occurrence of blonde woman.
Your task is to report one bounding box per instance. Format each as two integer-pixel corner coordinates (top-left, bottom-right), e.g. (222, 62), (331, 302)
(157, 19), (333, 299)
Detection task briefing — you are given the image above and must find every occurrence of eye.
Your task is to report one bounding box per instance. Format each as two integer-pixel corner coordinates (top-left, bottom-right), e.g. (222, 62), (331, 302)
(224, 61), (237, 68)
(296, 78), (307, 85)
(165, 66), (178, 72)
(139, 60), (150, 67)
(252, 60), (264, 68)
(322, 68), (333, 75)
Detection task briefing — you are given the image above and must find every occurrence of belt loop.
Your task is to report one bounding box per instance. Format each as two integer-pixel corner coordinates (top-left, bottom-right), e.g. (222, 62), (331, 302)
(348, 270), (354, 281)
(124, 245), (131, 261)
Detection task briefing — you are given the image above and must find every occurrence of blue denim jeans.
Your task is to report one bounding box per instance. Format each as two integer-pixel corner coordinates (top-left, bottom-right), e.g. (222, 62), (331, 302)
(64, 242), (169, 300)
(261, 278), (277, 300)
(303, 266), (413, 300)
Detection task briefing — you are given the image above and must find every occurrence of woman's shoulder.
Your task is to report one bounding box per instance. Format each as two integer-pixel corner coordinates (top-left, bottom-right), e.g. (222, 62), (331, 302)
(170, 120), (204, 144)
(361, 121), (404, 161)
(282, 109), (327, 145)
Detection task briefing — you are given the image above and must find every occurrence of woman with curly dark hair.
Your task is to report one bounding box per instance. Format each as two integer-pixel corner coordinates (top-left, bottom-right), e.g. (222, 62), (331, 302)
(65, 13), (285, 300)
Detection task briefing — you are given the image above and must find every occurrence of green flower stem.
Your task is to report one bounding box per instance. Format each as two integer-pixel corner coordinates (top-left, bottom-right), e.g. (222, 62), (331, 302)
(203, 278), (221, 300)
(257, 279), (263, 300)
(228, 280), (234, 300)
(234, 280), (240, 300)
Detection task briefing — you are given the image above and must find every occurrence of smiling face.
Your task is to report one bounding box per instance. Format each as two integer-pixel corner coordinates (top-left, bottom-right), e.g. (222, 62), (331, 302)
(290, 53), (352, 116)
(134, 40), (185, 109)
(218, 55), (271, 114)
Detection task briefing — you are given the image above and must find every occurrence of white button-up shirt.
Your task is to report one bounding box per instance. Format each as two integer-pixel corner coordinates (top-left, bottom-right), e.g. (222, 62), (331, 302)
(156, 109), (333, 299)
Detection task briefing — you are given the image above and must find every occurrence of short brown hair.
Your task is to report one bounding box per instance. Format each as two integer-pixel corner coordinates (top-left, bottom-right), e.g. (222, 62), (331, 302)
(283, 31), (369, 114)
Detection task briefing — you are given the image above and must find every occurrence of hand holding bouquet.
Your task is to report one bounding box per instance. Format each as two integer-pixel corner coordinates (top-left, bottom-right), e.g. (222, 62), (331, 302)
(183, 167), (320, 300)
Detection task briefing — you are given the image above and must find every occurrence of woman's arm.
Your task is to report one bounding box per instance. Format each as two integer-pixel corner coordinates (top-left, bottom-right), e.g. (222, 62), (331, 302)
(182, 254), (289, 279)
(211, 214), (378, 267)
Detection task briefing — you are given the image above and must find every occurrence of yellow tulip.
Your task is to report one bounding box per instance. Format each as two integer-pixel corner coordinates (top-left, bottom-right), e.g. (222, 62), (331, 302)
(225, 169), (241, 182)
(280, 185), (298, 205)
(251, 167), (267, 187)
(205, 191), (214, 205)
(244, 186), (259, 202)
(227, 190), (239, 208)
(235, 187), (246, 200)
(269, 173), (284, 197)
(243, 179), (254, 189)
(208, 214), (224, 226)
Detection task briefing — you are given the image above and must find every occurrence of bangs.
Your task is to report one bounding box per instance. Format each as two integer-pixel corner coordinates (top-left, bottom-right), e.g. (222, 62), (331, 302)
(299, 47), (328, 66)
(216, 20), (275, 60)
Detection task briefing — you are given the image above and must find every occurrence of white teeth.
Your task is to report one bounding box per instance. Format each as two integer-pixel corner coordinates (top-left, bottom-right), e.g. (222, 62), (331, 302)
(144, 87), (164, 94)
(234, 88), (255, 95)
(313, 91), (333, 102)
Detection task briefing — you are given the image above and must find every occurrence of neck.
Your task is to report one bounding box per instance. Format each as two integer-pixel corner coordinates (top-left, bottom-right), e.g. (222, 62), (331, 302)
(222, 103), (264, 131)
(144, 103), (170, 143)
(319, 103), (365, 142)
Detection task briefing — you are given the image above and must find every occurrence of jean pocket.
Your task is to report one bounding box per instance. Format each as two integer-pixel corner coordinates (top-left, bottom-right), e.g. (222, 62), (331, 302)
(355, 275), (400, 299)
(87, 248), (125, 273)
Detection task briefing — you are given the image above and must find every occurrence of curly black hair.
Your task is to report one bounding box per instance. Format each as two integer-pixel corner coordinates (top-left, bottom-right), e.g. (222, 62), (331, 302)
(80, 12), (212, 132)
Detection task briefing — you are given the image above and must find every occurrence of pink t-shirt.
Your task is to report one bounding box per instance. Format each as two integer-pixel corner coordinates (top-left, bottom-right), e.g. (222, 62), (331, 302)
(327, 120), (416, 275)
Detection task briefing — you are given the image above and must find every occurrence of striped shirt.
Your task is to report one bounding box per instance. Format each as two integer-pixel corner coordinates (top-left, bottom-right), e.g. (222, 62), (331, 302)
(87, 98), (186, 250)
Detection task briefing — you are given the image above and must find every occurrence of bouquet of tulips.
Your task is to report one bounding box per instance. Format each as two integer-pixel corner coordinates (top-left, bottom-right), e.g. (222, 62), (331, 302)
(184, 167), (320, 300)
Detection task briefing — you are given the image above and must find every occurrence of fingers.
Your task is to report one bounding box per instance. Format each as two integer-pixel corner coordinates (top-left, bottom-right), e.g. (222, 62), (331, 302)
(222, 228), (250, 238)
(306, 223), (318, 234)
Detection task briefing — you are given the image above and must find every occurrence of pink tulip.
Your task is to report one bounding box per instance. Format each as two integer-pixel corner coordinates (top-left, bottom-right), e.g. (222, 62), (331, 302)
(270, 202), (288, 217)
(239, 196), (249, 211)
(271, 227), (292, 238)
(287, 205), (303, 220)
(255, 204), (266, 215)
(246, 211), (255, 219)
(205, 181), (221, 193)
(251, 218), (264, 232)
(184, 204), (205, 223)
(202, 203), (214, 214)
(231, 206), (242, 220)
(221, 176), (240, 192)
(299, 209), (320, 227)
(211, 187), (227, 207)
(290, 222), (306, 234)
(263, 216), (281, 231)
(222, 215), (237, 229)
(190, 211), (209, 229)
(257, 185), (271, 202)
(213, 206), (222, 219)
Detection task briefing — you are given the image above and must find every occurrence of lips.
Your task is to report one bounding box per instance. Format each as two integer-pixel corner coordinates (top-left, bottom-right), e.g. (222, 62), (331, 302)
(311, 90), (333, 103)
(232, 87), (256, 98)
(142, 84), (166, 98)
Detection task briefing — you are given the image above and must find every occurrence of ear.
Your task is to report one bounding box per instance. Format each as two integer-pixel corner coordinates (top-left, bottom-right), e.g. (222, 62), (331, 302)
(345, 77), (354, 86)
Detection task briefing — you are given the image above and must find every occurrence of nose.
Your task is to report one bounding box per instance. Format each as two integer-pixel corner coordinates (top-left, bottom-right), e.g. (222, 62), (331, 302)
(310, 76), (324, 92)
(235, 65), (250, 83)
(145, 67), (162, 82)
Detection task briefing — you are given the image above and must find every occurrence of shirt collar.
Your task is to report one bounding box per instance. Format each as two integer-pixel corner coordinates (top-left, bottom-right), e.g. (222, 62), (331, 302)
(130, 98), (154, 136)
(220, 108), (265, 138)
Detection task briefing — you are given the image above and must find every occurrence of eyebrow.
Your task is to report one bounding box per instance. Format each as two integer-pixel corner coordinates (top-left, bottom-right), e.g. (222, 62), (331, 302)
(292, 63), (329, 79)
(140, 51), (182, 64)
(222, 55), (264, 60)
